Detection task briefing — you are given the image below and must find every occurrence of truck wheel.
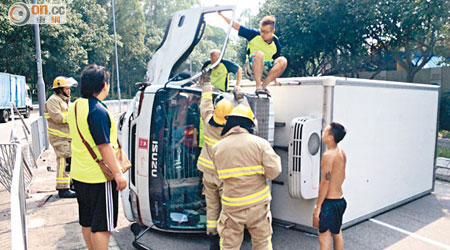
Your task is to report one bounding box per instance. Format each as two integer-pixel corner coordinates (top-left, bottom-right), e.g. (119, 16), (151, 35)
(0, 110), (9, 123)
(24, 107), (31, 118)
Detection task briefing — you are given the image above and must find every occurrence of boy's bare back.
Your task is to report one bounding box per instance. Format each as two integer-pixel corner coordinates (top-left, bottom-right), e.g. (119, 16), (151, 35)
(323, 147), (346, 199)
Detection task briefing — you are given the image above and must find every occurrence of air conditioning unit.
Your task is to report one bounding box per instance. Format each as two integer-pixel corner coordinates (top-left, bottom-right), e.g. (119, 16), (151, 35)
(288, 117), (322, 199)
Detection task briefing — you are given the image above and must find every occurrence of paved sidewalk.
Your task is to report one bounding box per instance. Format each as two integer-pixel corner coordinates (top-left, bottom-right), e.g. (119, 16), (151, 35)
(0, 148), (132, 250)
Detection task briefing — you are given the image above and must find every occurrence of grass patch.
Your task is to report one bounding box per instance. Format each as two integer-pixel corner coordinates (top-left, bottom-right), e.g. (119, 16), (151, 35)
(437, 147), (450, 158)
(439, 130), (450, 139)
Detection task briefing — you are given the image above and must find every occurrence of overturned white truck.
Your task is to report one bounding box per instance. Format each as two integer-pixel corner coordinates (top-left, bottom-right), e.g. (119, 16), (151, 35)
(118, 5), (440, 236)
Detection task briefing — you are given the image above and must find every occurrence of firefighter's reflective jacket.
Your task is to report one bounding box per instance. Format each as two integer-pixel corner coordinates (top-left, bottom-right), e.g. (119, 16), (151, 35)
(44, 93), (71, 150)
(197, 85), (223, 175)
(211, 126), (282, 212)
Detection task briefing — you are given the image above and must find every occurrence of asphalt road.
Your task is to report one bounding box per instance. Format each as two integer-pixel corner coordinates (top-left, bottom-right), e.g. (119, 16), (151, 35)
(112, 181), (450, 250)
(0, 109), (40, 144)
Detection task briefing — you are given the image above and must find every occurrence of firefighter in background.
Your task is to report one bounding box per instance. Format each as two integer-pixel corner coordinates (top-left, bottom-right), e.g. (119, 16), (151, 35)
(211, 103), (282, 250)
(197, 71), (234, 250)
(44, 76), (78, 198)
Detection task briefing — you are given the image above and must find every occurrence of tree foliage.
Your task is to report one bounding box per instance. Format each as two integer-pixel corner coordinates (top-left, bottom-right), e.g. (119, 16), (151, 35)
(0, 0), (114, 98)
(2, 0), (447, 102)
(257, 0), (450, 81)
(0, 0), (243, 99)
(371, 0), (450, 82)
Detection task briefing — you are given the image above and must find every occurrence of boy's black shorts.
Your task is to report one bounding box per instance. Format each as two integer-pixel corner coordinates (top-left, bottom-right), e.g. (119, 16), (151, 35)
(319, 197), (347, 234)
(73, 179), (118, 232)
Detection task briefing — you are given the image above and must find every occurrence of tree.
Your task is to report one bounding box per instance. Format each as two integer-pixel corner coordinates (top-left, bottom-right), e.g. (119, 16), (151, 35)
(435, 22), (450, 65)
(142, 0), (198, 55)
(115, 0), (147, 97)
(257, 0), (377, 77)
(255, 0), (450, 81)
(0, 0), (115, 98)
(74, 0), (115, 67)
(39, 0), (116, 96)
(0, 0), (37, 90)
(370, 0), (450, 82)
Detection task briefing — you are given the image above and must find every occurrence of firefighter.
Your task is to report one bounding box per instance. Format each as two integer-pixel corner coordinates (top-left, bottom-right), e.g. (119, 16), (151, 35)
(44, 76), (78, 198)
(197, 71), (234, 250)
(211, 103), (282, 250)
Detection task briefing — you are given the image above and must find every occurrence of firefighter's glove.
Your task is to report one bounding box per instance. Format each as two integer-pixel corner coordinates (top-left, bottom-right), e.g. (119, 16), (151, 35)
(233, 91), (245, 102)
(201, 70), (211, 85)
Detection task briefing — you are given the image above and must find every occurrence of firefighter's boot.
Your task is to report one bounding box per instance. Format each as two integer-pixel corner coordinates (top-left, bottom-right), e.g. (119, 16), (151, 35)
(58, 188), (76, 198)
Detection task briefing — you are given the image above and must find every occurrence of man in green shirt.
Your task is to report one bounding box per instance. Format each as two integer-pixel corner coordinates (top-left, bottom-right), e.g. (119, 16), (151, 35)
(200, 49), (242, 92)
(219, 14), (288, 97)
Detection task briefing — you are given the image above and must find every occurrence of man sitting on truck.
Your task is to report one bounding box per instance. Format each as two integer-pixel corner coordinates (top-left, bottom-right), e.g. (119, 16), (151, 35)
(200, 49), (242, 92)
(313, 122), (347, 250)
(44, 76), (78, 198)
(219, 13), (287, 97)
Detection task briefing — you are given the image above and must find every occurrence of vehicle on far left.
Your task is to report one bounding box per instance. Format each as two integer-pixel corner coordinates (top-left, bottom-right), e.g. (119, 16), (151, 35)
(0, 72), (33, 122)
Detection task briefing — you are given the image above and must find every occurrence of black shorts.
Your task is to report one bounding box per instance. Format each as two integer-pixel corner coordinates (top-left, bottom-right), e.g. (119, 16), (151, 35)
(319, 197), (347, 234)
(73, 179), (119, 232)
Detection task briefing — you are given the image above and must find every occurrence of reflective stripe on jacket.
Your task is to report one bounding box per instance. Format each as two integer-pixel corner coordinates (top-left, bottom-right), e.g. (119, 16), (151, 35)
(44, 93), (71, 142)
(68, 98), (118, 183)
(197, 85), (223, 175)
(212, 126), (281, 212)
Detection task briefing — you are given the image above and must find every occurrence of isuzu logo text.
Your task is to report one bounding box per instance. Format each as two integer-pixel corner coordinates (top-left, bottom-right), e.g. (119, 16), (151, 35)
(151, 141), (158, 177)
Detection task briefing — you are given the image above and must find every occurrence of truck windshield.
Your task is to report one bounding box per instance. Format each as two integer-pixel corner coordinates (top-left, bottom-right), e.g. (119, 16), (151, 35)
(149, 88), (205, 231)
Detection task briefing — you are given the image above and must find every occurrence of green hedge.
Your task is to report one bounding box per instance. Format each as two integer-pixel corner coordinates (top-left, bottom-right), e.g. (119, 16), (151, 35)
(440, 92), (450, 131)
(437, 147), (450, 158)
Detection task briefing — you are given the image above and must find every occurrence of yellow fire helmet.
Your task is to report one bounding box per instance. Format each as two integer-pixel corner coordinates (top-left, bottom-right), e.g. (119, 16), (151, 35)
(52, 76), (78, 89)
(226, 104), (255, 124)
(213, 98), (234, 125)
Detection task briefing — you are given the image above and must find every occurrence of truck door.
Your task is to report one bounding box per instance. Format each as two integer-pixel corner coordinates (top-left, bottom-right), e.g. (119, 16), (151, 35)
(117, 96), (139, 222)
(148, 87), (205, 231)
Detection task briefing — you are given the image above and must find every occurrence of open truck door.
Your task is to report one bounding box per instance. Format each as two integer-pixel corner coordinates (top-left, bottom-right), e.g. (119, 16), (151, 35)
(118, 5), (238, 233)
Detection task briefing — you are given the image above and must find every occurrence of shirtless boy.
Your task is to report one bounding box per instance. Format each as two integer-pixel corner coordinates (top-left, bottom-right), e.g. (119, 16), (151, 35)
(313, 122), (347, 250)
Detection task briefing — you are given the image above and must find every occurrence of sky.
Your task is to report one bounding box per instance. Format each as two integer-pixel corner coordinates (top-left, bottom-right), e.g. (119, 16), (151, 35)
(198, 0), (264, 35)
(199, 0), (264, 17)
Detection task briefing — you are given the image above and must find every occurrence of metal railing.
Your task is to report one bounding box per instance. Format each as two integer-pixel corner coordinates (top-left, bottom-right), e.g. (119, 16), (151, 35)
(5, 102), (39, 250)
(10, 142), (28, 250)
(30, 117), (46, 161)
(0, 144), (33, 192)
(103, 99), (132, 114)
(0, 104), (35, 192)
